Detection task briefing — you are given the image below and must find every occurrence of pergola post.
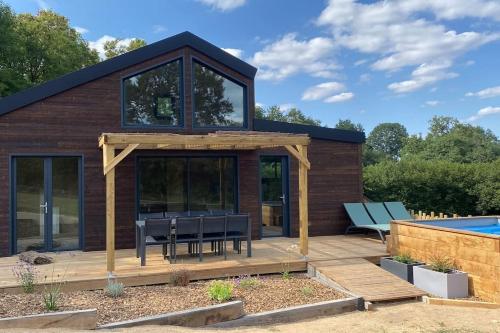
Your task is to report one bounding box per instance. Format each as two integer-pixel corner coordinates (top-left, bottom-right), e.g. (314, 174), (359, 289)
(103, 144), (116, 274)
(297, 145), (309, 257)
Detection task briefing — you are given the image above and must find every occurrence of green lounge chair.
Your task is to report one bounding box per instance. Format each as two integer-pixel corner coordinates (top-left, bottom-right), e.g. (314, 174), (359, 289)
(343, 203), (390, 243)
(384, 201), (413, 220)
(364, 202), (394, 225)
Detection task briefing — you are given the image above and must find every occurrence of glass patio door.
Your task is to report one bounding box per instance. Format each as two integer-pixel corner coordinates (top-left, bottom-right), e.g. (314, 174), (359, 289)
(260, 156), (289, 237)
(13, 157), (81, 253)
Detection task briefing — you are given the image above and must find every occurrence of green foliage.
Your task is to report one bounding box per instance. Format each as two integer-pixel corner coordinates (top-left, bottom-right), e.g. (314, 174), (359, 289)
(236, 275), (260, 289)
(12, 261), (38, 293)
(334, 119), (364, 132)
(169, 269), (191, 286)
(401, 117), (499, 163)
(429, 255), (456, 273)
(255, 105), (321, 126)
(208, 280), (233, 302)
(0, 4), (99, 97)
(366, 123), (409, 160)
(392, 253), (417, 265)
(363, 158), (500, 215)
(105, 280), (125, 298)
(104, 38), (147, 59)
(300, 286), (314, 296)
(42, 265), (66, 312)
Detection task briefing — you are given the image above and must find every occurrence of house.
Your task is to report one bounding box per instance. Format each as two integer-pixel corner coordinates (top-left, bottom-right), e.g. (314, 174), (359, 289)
(0, 31), (364, 258)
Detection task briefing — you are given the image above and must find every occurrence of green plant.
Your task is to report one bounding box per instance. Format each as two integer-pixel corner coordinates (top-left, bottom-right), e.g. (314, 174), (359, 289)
(208, 280), (233, 302)
(42, 264), (67, 311)
(12, 261), (38, 293)
(301, 286), (314, 296)
(169, 269), (190, 287)
(393, 253), (418, 264)
(281, 244), (298, 280)
(105, 279), (124, 298)
(429, 255), (456, 273)
(236, 275), (260, 289)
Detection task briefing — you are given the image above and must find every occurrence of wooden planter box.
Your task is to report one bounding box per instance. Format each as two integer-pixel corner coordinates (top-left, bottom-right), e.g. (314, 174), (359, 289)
(380, 257), (424, 283)
(413, 265), (468, 299)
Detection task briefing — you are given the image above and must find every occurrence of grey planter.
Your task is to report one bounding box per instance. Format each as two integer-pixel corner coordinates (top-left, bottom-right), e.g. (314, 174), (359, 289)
(413, 265), (468, 299)
(380, 257), (424, 283)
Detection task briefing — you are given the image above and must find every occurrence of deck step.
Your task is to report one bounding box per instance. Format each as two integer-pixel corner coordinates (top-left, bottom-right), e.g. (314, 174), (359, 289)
(310, 258), (426, 302)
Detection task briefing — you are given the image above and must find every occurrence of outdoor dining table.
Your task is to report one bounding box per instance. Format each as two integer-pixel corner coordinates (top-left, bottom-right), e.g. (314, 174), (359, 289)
(135, 216), (252, 261)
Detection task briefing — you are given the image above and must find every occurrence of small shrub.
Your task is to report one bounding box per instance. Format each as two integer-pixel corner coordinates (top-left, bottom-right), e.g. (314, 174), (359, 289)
(281, 271), (291, 280)
(12, 261), (38, 293)
(42, 264), (67, 311)
(169, 269), (190, 286)
(208, 280), (233, 302)
(281, 244), (298, 280)
(393, 253), (418, 265)
(105, 280), (124, 298)
(301, 286), (314, 296)
(235, 274), (260, 289)
(429, 255), (456, 273)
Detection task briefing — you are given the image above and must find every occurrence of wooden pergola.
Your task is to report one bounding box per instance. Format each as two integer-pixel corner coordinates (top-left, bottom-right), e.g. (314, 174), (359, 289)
(99, 131), (311, 274)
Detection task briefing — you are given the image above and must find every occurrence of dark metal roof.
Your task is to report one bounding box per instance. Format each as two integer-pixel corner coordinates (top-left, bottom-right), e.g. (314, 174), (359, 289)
(0, 31), (257, 116)
(253, 118), (365, 144)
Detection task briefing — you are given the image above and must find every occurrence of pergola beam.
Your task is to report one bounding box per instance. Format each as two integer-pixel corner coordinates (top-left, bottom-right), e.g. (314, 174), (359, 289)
(100, 131), (311, 274)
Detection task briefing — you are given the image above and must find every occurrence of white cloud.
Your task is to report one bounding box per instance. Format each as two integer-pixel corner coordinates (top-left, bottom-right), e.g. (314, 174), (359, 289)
(279, 103), (295, 112)
(324, 92), (354, 103)
(466, 86), (500, 99)
(250, 33), (338, 81)
(354, 59), (368, 66)
(302, 82), (345, 101)
(317, 0), (500, 93)
(222, 48), (243, 58)
(197, 0), (246, 11)
(89, 35), (137, 60)
(425, 100), (440, 107)
(467, 106), (500, 121)
(153, 25), (167, 34)
(388, 61), (458, 93)
(73, 26), (89, 34)
(465, 60), (476, 66)
(35, 0), (49, 10)
(359, 73), (371, 83)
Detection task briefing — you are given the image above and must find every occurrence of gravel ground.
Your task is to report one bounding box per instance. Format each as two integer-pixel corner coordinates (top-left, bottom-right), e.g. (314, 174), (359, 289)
(0, 273), (345, 325)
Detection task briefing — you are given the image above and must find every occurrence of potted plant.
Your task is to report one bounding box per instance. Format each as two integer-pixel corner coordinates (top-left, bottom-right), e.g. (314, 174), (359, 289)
(380, 253), (424, 283)
(413, 255), (468, 298)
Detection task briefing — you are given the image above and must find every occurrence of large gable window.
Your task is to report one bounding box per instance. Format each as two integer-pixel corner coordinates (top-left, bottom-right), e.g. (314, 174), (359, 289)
(193, 60), (246, 128)
(123, 59), (182, 127)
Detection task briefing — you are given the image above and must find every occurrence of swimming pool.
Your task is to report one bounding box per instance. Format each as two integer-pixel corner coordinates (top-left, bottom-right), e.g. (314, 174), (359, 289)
(413, 217), (500, 237)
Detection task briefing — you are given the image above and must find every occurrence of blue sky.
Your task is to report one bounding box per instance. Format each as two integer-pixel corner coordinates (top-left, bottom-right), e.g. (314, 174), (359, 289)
(6, 0), (500, 135)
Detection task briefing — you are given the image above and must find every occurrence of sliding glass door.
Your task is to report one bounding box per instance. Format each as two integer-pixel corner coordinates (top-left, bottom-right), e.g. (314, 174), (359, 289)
(13, 157), (82, 253)
(138, 156), (236, 215)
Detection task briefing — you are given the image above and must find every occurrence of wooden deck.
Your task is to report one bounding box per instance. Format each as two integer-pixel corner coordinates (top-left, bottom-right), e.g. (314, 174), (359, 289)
(0, 235), (425, 302)
(310, 258), (426, 302)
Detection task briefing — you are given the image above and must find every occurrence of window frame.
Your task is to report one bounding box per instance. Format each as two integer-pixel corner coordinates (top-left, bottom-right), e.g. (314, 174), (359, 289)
(121, 57), (185, 129)
(191, 57), (249, 130)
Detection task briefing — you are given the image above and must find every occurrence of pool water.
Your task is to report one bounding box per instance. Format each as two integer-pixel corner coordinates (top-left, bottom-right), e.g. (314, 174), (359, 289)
(454, 224), (500, 235)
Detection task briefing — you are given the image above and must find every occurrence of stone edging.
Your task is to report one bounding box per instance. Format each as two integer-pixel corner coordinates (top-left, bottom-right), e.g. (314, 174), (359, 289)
(98, 300), (244, 329)
(0, 309), (97, 330)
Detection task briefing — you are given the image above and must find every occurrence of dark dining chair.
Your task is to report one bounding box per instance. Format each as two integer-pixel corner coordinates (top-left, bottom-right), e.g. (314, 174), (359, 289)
(226, 214), (251, 257)
(173, 216), (203, 262)
(201, 215), (226, 258)
(139, 218), (172, 266)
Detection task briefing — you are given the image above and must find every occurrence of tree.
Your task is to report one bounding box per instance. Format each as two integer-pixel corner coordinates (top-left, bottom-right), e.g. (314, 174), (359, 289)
(255, 105), (321, 126)
(366, 123), (408, 160)
(334, 119), (364, 132)
(428, 116), (459, 137)
(104, 38), (147, 59)
(0, 6), (99, 97)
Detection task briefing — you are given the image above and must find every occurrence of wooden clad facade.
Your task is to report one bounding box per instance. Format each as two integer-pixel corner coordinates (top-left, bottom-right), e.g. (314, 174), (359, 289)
(0, 32), (363, 257)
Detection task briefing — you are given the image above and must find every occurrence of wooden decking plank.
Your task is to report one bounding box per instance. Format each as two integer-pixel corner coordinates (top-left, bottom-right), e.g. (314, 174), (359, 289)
(311, 258), (426, 302)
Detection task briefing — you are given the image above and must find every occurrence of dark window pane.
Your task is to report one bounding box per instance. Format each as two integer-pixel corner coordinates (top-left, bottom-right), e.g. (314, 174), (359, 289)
(123, 60), (182, 126)
(193, 61), (245, 127)
(138, 157), (235, 216)
(52, 157), (80, 251)
(189, 158), (235, 212)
